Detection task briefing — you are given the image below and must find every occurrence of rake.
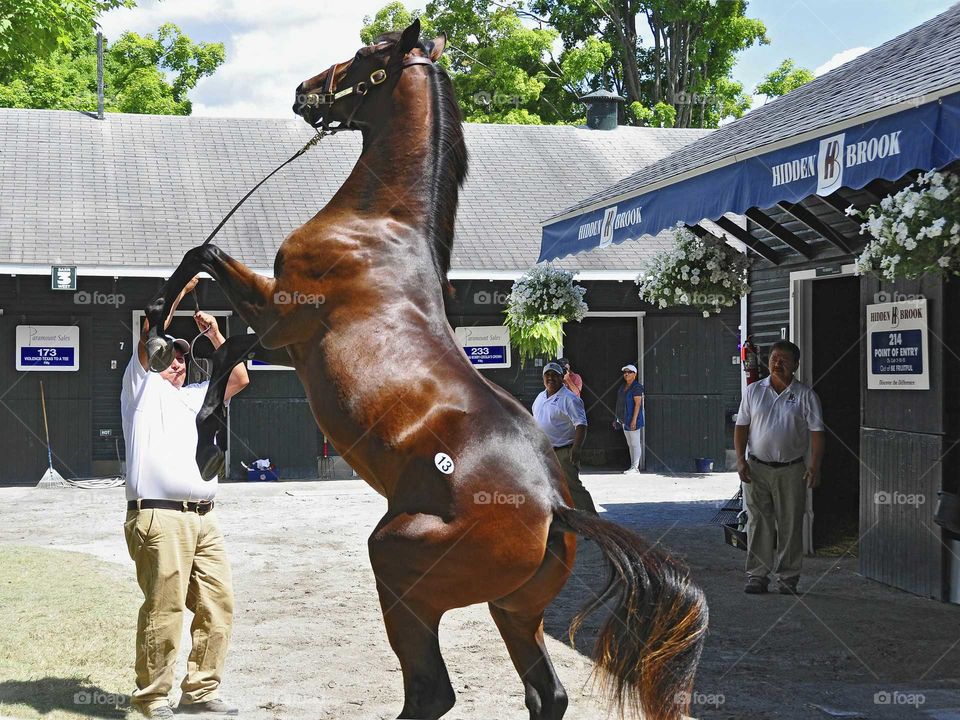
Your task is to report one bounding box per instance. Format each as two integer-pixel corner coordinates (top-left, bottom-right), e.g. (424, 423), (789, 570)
(36, 380), (69, 488)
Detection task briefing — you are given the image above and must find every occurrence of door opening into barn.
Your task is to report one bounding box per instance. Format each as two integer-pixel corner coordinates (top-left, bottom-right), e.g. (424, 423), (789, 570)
(794, 271), (862, 551)
(563, 313), (642, 470)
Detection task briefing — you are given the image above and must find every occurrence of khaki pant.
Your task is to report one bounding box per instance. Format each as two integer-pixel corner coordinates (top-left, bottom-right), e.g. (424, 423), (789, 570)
(554, 446), (598, 514)
(743, 460), (807, 582)
(124, 508), (234, 712)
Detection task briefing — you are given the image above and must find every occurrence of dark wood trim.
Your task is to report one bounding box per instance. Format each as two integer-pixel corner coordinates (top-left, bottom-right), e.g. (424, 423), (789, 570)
(816, 191), (860, 218)
(777, 200), (854, 254)
(711, 217), (782, 265)
(745, 208), (815, 259)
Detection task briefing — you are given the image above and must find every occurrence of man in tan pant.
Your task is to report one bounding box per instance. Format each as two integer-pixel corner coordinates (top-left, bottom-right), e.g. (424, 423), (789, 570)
(121, 277), (249, 718)
(735, 340), (824, 595)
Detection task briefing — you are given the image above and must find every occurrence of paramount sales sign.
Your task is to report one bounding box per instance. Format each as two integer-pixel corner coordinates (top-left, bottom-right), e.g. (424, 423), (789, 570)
(539, 91), (960, 262)
(866, 299), (929, 390)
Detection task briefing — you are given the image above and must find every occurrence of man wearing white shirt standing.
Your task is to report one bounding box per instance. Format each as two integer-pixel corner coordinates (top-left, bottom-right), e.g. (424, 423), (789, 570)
(532, 362), (597, 514)
(735, 340), (824, 596)
(121, 276), (249, 718)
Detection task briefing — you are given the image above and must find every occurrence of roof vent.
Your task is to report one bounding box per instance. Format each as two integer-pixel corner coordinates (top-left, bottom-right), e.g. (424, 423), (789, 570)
(580, 90), (625, 131)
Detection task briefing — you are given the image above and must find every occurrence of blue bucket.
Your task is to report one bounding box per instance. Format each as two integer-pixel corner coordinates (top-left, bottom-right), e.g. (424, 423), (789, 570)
(695, 457), (714, 473)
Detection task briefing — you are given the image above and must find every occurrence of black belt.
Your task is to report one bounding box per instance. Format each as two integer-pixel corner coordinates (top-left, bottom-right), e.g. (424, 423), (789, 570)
(750, 455), (803, 468)
(554, 443), (573, 450)
(127, 499), (215, 515)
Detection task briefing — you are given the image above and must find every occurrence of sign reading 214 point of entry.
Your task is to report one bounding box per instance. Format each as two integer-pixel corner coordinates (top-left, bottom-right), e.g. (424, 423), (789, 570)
(455, 326), (511, 369)
(866, 299), (929, 390)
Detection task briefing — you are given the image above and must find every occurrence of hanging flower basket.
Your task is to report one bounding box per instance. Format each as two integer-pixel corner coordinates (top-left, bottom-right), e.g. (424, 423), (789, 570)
(636, 225), (751, 317)
(853, 169), (960, 280)
(504, 265), (588, 365)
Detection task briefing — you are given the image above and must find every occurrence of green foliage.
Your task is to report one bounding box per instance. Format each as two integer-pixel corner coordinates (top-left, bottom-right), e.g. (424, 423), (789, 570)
(755, 58), (814, 98)
(0, 21), (225, 115)
(361, 1), (435, 44)
(0, 0), (132, 81)
(361, 0), (609, 125)
(628, 100), (675, 128)
(504, 265), (588, 365)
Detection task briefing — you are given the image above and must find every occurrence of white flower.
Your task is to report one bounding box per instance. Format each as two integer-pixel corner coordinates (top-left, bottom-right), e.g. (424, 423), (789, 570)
(938, 256), (952, 268)
(844, 205), (858, 216)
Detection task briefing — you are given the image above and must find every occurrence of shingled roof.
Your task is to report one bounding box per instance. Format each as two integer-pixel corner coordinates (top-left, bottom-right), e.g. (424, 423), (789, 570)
(0, 109), (707, 277)
(548, 1), (960, 223)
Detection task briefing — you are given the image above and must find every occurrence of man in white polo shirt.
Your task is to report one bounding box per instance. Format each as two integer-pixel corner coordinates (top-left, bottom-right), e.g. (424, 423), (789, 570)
(735, 340), (824, 595)
(532, 362), (597, 514)
(121, 276), (249, 718)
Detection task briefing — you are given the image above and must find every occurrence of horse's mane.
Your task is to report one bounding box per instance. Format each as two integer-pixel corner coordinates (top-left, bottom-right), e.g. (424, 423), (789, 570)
(378, 32), (468, 292)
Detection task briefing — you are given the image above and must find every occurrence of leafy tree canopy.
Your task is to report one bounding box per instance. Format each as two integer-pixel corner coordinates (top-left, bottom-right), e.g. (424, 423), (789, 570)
(755, 58), (814, 99)
(0, 21), (225, 115)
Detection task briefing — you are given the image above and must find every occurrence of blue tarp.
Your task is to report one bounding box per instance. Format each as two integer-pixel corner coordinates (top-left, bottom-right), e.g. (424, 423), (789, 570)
(539, 91), (960, 262)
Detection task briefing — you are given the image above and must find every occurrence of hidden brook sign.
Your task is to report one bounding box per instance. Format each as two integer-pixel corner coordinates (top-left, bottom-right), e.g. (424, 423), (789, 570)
(866, 299), (929, 390)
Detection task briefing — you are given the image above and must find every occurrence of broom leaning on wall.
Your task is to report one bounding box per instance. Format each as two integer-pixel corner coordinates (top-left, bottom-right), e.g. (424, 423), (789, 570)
(36, 380), (69, 488)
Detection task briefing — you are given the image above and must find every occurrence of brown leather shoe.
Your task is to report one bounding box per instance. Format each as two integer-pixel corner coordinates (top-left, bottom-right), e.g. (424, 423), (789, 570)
(744, 577), (769, 594)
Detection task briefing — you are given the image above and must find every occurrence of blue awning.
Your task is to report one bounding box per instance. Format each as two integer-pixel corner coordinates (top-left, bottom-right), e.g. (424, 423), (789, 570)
(539, 91), (960, 262)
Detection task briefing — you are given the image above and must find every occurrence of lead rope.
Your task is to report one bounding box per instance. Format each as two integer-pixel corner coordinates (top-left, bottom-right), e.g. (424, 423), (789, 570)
(201, 128), (328, 247)
(184, 128), (329, 378)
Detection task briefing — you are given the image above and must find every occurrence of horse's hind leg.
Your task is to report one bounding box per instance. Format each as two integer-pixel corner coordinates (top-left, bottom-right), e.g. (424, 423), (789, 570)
(489, 531), (574, 720)
(369, 528), (456, 719)
(195, 333), (294, 479)
(144, 244), (280, 372)
(489, 606), (568, 720)
(376, 595), (453, 720)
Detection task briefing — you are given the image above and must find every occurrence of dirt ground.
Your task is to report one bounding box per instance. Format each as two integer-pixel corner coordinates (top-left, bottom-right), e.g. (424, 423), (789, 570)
(1, 472), (959, 720)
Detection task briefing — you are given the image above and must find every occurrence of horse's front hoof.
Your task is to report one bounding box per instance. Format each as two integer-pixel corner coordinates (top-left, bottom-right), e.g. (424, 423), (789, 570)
(197, 444), (225, 481)
(146, 335), (174, 373)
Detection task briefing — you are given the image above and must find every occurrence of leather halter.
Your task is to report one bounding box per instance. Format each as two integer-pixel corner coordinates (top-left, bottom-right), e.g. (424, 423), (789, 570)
(303, 54), (434, 130)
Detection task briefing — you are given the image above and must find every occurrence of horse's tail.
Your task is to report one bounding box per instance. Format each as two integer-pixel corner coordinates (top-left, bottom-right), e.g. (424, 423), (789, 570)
(553, 505), (708, 720)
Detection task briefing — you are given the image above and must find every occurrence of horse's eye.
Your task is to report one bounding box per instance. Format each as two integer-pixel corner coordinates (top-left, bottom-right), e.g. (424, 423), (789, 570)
(354, 51), (363, 62)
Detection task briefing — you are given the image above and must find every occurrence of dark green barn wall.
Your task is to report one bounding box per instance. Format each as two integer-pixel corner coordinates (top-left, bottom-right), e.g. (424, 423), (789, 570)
(448, 279), (742, 472)
(0, 274), (743, 484)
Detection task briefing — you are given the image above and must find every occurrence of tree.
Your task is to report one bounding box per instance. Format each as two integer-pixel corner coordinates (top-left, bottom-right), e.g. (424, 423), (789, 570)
(531, 0), (768, 127)
(108, 23), (225, 114)
(0, 0), (132, 81)
(362, 1), (610, 125)
(755, 58), (814, 99)
(0, 22), (225, 115)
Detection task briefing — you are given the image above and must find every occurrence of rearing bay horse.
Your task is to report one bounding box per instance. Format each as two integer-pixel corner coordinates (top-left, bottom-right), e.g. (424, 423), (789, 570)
(142, 19), (707, 720)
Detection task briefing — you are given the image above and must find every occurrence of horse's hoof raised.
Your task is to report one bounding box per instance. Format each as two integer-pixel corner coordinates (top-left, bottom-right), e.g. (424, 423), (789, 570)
(146, 335), (174, 373)
(197, 444), (225, 481)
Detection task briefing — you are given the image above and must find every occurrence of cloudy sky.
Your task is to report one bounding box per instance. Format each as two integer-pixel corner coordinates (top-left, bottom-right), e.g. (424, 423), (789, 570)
(97, 0), (956, 119)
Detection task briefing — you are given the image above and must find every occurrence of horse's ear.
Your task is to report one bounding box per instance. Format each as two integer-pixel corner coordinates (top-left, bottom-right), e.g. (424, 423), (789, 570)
(397, 18), (421, 56)
(426, 34), (446, 62)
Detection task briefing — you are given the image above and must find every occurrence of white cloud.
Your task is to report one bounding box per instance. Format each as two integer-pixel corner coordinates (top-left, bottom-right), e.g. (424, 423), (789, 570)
(99, 0), (426, 119)
(814, 46), (871, 77)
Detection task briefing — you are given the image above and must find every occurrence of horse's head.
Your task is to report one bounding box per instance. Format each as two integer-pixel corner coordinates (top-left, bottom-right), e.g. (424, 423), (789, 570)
(293, 19), (446, 131)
